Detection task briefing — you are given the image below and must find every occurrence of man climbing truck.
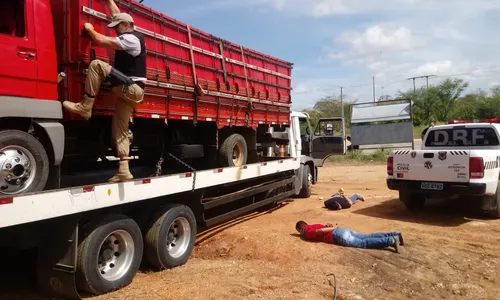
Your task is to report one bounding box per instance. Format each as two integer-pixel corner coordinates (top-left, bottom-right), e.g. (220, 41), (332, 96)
(63, 0), (148, 183)
(0, 0), (298, 196)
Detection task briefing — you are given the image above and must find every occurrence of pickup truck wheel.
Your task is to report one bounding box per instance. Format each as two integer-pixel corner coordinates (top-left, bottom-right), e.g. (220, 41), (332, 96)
(487, 182), (500, 219)
(297, 164), (312, 198)
(219, 134), (248, 167)
(0, 130), (50, 195)
(76, 214), (143, 296)
(399, 190), (425, 211)
(144, 204), (197, 270)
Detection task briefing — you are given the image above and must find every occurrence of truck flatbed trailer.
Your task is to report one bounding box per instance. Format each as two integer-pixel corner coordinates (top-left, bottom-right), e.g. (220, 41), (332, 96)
(0, 108), (347, 299)
(0, 156), (302, 299)
(0, 157), (299, 229)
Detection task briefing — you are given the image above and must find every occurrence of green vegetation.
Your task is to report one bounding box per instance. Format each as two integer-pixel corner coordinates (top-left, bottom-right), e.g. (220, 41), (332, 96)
(302, 76), (500, 162)
(303, 77), (500, 135)
(328, 149), (390, 164)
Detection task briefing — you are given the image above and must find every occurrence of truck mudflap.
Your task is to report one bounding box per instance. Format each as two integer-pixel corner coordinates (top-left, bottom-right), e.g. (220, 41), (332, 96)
(392, 150), (470, 183)
(36, 220), (81, 300)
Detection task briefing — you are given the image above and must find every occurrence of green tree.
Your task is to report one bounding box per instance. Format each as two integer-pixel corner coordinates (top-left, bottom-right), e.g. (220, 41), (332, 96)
(450, 95), (479, 120)
(397, 78), (468, 125)
(398, 86), (440, 125)
(435, 78), (469, 121)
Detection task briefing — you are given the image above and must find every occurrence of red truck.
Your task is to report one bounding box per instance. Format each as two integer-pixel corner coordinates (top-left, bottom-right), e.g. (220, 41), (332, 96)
(0, 0), (293, 196)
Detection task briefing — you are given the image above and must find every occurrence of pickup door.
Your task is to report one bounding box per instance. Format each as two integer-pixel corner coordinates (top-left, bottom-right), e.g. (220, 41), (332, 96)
(392, 149), (470, 183)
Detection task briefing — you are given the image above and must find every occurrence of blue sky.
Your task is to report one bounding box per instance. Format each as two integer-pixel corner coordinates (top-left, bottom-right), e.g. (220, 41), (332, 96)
(145, 0), (500, 110)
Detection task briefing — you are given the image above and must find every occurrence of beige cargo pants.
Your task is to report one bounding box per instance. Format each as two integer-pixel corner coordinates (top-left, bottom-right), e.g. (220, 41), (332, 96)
(86, 59), (144, 158)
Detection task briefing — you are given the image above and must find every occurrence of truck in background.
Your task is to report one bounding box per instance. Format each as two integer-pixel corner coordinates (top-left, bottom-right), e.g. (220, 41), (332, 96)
(0, 0), (295, 196)
(348, 99), (414, 151)
(0, 111), (346, 299)
(386, 117), (500, 218)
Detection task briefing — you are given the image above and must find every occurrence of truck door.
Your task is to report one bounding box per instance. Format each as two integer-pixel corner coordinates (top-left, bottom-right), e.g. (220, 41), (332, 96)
(311, 117), (346, 167)
(0, 0), (38, 99)
(298, 116), (313, 156)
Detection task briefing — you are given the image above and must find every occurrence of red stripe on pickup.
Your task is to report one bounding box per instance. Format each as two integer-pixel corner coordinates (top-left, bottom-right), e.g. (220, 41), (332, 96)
(83, 186), (95, 193)
(0, 197), (13, 205)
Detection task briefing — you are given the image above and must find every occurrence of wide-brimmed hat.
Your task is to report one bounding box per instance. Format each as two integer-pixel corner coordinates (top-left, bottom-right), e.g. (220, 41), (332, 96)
(108, 13), (134, 28)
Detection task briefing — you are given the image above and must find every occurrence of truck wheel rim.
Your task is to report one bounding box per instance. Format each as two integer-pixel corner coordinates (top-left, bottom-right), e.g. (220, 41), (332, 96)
(97, 230), (135, 282)
(0, 146), (37, 195)
(166, 217), (191, 258)
(232, 142), (244, 166)
(307, 172), (312, 186)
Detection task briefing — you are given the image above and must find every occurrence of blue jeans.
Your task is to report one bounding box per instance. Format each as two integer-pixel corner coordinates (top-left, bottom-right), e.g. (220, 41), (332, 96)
(329, 193), (361, 209)
(349, 194), (361, 203)
(333, 227), (398, 249)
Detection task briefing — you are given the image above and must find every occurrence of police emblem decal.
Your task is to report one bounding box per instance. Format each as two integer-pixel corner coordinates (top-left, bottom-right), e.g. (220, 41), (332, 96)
(438, 151), (447, 161)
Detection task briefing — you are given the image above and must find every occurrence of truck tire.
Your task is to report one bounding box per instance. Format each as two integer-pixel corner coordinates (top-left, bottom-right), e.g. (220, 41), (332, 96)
(399, 189), (425, 211)
(219, 133), (248, 167)
(0, 130), (50, 195)
(76, 214), (143, 296)
(297, 164), (312, 198)
(144, 204), (197, 270)
(487, 181), (500, 219)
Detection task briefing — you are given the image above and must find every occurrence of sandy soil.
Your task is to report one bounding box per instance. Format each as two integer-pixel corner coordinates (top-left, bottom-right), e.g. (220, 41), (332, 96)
(1, 163), (500, 300)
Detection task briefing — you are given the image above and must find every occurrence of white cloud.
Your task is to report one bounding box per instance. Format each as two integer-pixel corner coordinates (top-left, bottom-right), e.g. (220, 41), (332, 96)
(311, 0), (350, 17)
(338, 24), (421, 55)
(305, 0), (500, 104)
(274, 0), (286, 10)
(172, 0), (500, 107)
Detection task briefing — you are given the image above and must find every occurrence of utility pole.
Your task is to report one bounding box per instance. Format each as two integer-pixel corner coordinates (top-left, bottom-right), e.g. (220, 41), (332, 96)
(406, 74), (436, 92)
(407, 74), (436, 123)
(425, 75), (433, 88)
(340, 87), (344, 120)
(372, 76), (376, 102)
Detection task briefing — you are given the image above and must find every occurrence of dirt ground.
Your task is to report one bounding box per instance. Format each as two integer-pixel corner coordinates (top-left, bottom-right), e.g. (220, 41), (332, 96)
(1, 163), (500, 300)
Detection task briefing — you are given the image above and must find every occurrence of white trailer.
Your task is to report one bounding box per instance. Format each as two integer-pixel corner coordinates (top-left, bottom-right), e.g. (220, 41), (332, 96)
(0, 112), (346, 299)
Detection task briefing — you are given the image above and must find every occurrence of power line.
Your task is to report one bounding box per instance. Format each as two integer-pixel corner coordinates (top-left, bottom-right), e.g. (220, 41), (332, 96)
(292, 68), (500, 96)
(293, 78), (407, 95)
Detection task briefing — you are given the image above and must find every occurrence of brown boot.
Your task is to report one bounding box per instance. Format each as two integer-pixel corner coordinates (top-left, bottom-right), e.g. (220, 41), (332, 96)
(62, 95), (95, 120)
(109, 160), (133, 183)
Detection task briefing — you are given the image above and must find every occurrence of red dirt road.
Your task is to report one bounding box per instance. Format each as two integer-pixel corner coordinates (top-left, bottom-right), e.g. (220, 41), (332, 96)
(1, 163), (500, 299)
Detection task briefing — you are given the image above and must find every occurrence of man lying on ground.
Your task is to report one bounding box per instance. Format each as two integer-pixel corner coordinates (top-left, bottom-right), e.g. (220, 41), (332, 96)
(324, 188), (364, 210)
(295, 220), (403, 253)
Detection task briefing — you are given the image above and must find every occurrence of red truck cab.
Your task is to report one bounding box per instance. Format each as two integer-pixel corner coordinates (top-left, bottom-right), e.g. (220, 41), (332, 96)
(0, 0), (59, 103)
(0, 0), (64, 196)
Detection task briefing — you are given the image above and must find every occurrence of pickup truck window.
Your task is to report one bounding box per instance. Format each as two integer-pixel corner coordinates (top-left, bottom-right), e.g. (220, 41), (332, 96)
(425, 127), (500, 147)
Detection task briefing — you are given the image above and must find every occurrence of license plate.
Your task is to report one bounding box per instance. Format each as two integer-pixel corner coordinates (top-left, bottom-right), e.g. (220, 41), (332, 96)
(421, 182), (444, 191)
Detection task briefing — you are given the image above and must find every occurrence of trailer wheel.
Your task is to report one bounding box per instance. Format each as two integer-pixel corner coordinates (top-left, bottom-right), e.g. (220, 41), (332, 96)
(297, 164), (312, 198)
(219, 133), (248, 167)
(399, 189), (425, 211)
(76, 214), (143, 296)
(145, 204), (197, 269)
(0, 130), (50, 195)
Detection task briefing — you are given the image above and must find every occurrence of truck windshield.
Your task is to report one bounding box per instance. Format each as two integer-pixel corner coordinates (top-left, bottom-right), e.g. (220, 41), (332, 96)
(425, 127), (500, 147)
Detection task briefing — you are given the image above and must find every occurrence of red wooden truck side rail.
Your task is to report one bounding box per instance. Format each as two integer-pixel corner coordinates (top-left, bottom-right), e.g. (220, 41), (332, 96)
(51, 0), (293, 129)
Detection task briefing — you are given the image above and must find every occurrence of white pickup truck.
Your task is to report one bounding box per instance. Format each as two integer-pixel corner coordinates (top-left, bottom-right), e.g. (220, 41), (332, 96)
(386, 120), (500, 218)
